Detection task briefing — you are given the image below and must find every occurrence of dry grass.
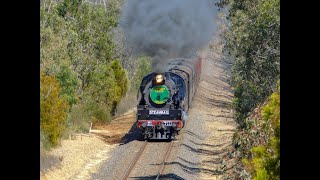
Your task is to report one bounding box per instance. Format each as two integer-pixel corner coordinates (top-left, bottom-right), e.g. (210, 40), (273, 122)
(40, 148), (63, 173)
(115, 91), (138, 116)
(92, 109), (136, 144)
(40, 135), (113, 180)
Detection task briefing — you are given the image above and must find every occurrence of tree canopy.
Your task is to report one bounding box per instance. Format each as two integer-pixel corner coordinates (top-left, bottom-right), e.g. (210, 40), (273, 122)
(40, 0), (129, 147)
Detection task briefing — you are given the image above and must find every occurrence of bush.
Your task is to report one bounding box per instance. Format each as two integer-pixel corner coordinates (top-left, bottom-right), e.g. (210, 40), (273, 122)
(132, 56), (152, 92)
(68, 104), (90, 133)
(56, 65), (79, 106)
(110, 60), (129, 113)
(232, 81), (259, 127)
(84, 96), (113, 124)
(41, 0), (129, 134)
(40, 72), (69, 147)
(217, 0), (280, 125)
(242, 87), (280, 179)
(216, 0), (280, 178)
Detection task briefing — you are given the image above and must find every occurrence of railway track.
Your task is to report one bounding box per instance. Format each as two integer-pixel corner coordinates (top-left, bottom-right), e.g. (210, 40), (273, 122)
(120, 141), (174, 180)
(155, 141), (174, 180)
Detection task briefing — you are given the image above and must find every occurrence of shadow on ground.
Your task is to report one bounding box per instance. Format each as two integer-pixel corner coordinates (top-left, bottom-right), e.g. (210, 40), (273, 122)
(119, 121), (144, 145)
(130, 173), (185, 180)
(119, 122), (175, 145)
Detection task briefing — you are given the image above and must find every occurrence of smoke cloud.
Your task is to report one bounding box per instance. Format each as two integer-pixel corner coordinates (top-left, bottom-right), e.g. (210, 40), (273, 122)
(120, 0), (217, 73)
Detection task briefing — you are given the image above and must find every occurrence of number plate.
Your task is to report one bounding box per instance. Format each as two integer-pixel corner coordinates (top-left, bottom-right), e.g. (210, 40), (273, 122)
(163, 121), (172, 126)
(149, 110), (169, 115)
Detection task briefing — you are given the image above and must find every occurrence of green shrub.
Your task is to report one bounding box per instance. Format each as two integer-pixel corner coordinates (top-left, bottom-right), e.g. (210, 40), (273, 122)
(84, 96), (112, 124)
(216, 0), (280, 178)
(68, 104), (91, 133)
(110, 60), (129, 113)
(217, 0), (280, 125)
(232, 81), (259, 127)
(56, 65), (79, 106)
(41, 0), (131, 137)
(132, 56), (152, 92)
(242, 88), (280, 179)
(40, 72), (69, 147)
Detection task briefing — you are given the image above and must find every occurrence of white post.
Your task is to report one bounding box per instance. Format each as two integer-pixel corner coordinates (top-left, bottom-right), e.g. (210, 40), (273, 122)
(89, 122), (92, 134)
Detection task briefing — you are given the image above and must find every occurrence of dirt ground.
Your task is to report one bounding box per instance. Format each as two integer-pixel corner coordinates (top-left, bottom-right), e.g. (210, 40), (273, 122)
(197, 42), (237, 179)
(91, 109), (137, 143)
(40, 109), (136, 180)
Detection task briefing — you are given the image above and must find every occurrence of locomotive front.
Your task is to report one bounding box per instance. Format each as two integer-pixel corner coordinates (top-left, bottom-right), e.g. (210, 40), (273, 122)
(136, 72), (187, 140)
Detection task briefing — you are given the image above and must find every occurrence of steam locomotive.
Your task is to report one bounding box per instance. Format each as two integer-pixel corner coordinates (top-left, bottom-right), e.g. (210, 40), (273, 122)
(136, 57), (202, 140)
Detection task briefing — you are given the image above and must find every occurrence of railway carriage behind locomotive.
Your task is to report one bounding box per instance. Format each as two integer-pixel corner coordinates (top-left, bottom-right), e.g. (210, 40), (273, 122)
(136, 57), (202, 140)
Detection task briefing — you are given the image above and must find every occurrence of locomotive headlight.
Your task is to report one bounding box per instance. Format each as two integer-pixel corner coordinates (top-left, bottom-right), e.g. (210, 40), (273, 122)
(155, 74), (164, 83)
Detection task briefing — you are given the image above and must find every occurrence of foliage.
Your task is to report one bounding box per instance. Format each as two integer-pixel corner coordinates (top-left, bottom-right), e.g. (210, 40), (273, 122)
(243, 89), (280, 179)
(217, 0), (280, 125)
(132, 56), (152, 92)
(111, 60), (129, 100)
(232, 80), (259, 127)
(56, 65), (79, 106)
(83, 95), (112, 124)
(40, 72), (69, 147)
(113, 56), (151, 116)
(40, 0), (129, 144)
(228, 86), (280, 179)
(84, 61), (128, 117)
(217, 0), (280, 178)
